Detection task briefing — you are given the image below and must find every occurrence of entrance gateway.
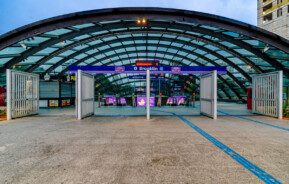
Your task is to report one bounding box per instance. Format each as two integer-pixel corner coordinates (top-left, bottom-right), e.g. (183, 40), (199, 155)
(70, 65), (225, 120)
(5, 68), (284, 120)
(252, 71), (283, 119)
(200, 70), (217, 120)
(6, 69), (39, 120)
(76, 70), (95, 120)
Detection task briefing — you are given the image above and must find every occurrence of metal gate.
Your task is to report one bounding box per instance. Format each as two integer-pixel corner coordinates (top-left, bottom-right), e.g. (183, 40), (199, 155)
(6, 69), (39, 120)
(200, 70), (217, 119)
(252, 71), (283, 119)
(76, 70), (95, 120)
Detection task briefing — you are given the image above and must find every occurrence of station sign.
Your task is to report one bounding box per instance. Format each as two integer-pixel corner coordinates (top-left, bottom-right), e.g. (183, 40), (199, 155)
(69, 65), (227, 74)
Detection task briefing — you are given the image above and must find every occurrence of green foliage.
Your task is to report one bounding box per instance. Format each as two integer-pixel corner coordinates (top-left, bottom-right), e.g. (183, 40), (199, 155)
(283, 102), (289, 118)
(0, 109), (6, 116)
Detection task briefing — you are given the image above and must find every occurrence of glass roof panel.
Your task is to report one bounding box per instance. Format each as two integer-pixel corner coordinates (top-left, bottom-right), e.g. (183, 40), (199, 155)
(19, 56), (44, 64)
(86, 50), (98, 55)
(45, 57), (63, 64)
(203, 44), (219, 51)
(90, 30), (109, 36)
(59, 50), (76, 57)
(73, 34), (91, 41)
(0, 58), (12, 65)
(0, 46), (25, 55)
(219, 41), (236, 48)
(200, 25), (220, 31)
(87, 40), (103, 46)
(266, 49), (289, 59)
(74, 45), (89, 50)
(217, 50), (232, 57)
(72, 23), (95, 29)
(45, 28), (72, 36)
(74, 53), (87, 60)
(223, 31), (240, 38)
(36, 47), (58, 55)
(234, 49), (254, 56)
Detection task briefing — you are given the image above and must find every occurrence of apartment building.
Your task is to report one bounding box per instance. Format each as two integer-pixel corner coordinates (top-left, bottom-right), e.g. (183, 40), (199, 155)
(258, 0), (289, 39)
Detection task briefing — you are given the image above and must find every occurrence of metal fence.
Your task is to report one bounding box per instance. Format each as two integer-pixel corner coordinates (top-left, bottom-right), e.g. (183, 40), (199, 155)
(200, 70), (217, 119)
(76, 70), (95, 120)
(252, 71), (283, 119)
(6, 69), (39, 120)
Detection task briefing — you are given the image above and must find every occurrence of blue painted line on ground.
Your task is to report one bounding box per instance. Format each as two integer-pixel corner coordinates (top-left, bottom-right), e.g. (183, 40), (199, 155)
(95, 114), (174, 117)
(218, 114), (255, 117)
(218, 110), (289, 133)
(152, 109), (281, 184)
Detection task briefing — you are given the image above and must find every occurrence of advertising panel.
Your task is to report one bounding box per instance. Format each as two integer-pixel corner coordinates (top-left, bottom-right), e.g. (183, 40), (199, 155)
(137, 97), (155, 107)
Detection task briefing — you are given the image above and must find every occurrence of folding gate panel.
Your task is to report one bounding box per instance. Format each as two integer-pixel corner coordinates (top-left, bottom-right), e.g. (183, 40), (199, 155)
(6, 69), (39, 120)
(252, 71), (283, 119)
(200, 70), (217, 119)
(76, 70), (95, 120)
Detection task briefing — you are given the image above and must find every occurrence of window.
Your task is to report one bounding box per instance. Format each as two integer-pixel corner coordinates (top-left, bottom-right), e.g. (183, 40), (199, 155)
(263, 3), (273, 12)
(277, 8), (283, 17)
(277, 0), (283, 4)
(263, 13), (273, 22)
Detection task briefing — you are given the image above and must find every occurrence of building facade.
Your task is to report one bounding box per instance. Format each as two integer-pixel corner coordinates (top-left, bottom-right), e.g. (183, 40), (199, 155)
(258, 0), (289, 39)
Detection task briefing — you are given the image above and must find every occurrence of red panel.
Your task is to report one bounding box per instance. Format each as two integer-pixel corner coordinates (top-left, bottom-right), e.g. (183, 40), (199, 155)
(247, 88), (252, 110)
(135, 61), (159, 66)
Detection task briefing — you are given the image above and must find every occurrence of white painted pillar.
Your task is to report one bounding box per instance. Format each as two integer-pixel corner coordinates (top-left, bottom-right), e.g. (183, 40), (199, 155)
(278, 70), (283, 119)
(146, 70), (150, 120)
(6, 69), (12, 120)
(212, 70), (217, 120)
(77, 70), (82, 120)
(93, 75), (95, 116)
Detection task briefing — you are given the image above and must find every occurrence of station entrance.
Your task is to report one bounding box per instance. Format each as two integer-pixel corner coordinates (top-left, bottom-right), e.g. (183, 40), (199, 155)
(73, 66), (222, 120)
(6, 68), (283, 121)
(70, 65), (283, 120)
(1, 7), (288, 122)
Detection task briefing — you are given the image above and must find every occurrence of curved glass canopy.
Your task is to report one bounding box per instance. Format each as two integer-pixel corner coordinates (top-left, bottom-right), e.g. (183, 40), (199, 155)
(0, 7), (289, 101)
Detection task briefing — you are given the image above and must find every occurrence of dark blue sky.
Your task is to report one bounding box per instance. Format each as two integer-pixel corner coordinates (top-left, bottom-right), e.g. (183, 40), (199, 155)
(0, 0), (257, 35)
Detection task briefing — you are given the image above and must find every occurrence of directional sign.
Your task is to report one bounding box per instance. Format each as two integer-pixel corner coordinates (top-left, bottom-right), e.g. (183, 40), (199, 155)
(69, 65), (227, 74)
(128, 75), (165, 80)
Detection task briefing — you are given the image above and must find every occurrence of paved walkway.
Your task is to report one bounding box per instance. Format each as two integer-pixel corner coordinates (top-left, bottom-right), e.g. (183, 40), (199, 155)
(0, 103), (288, 183)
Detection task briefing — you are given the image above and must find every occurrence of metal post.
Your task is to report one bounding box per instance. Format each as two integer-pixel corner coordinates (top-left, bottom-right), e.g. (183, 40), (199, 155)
(252, 77), (255, 113)
(158, 77), (161, 96)
(6, 69), (12, 120)
(146, 70), (150, 120)
(98, 92), (101, 108)
(278, 71), (283, 119)
(192, 93), (196, 108)
(93, 76), (95, 115)
(212, 70), (217, 120)
(77, 70), (82, 120)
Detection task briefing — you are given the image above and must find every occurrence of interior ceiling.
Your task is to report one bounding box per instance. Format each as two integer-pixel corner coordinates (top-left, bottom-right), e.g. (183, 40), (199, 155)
(0, 7), (289, 100)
